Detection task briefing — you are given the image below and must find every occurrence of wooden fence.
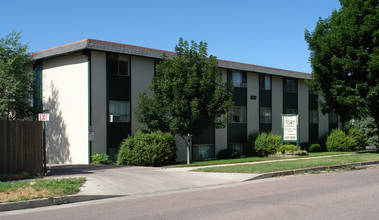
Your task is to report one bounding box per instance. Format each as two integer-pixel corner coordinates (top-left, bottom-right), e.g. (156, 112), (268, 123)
(0, 120), (43, 175)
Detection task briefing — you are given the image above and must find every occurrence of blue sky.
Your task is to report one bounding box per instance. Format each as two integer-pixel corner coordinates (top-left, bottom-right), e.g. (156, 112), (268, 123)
(1, 0), (341, 73)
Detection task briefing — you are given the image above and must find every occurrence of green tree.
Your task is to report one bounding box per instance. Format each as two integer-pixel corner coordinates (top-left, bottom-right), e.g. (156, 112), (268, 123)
(345, 116), (378, 147)
(0, 31), (35, 120)
(305, 0), (379, 135)
(136, 38), (233, 164)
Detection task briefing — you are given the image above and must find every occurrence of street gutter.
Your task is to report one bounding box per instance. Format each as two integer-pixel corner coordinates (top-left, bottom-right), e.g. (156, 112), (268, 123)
(247, 160), (379, 181)
(0, 195), (124, 212)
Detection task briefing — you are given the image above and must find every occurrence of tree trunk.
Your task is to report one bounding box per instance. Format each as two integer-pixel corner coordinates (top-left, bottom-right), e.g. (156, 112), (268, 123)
(187, 133), (192, 164)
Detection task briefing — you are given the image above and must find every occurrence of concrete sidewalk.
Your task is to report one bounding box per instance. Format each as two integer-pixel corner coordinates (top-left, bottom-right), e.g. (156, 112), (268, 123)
(54, 165), (260, 196)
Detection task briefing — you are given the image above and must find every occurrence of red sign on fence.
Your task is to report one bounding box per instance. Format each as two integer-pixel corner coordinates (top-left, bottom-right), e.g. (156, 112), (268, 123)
(38, 114), (50, 121)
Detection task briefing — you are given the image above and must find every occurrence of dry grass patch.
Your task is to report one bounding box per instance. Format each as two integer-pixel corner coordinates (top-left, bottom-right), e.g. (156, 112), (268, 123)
(0, 186), (52, 203)
(0, 177), (86, 203)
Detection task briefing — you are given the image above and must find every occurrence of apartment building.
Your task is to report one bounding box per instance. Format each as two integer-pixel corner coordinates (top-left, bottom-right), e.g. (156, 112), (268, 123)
(31, 39), (340, 164)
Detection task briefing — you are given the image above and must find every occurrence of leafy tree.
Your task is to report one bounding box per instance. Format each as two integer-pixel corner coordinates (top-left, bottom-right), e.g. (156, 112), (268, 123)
(136, 38), (233, 164)
(345, 116), (378, 147)
(305, 0), (379, 137)
(355, 117), (379, 147)
(0, 31), (35, 120)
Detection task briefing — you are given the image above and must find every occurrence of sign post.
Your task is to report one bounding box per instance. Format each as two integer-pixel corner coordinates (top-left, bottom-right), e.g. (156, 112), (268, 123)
(282, 114), (300, 150)
(38, 113), (49, 174)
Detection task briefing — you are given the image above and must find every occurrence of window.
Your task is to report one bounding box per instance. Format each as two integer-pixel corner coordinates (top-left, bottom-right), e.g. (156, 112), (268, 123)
(232, 71), (246, 87)
(284, 78), (296, 93)
(109, 100), (130, 122)
(229, 106), (246, 123)
(309, 110), (319, 124)
(228, 143), (246, 155)
(260, 75), (271, 90)
(284, 108), (298, 114)
(193, 144), (215, 160)
(260, 107), (271, 124)
(309, 90), (318, 95)
(108, 53), (129, 76)
(329, 112), (338, 124)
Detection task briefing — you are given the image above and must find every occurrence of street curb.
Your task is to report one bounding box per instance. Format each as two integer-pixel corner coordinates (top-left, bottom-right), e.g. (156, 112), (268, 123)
(246, 160), (379, 181)
(0, 195), (125, 212)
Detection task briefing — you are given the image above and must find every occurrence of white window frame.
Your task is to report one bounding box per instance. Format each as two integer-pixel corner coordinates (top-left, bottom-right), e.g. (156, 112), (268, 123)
(229, 106), (247, 123)
(260, 75), (271, 90)
(118, 54), (129, 76)
(309, 110), (319, 124)
(109, 100), (130, 123)
(109, 54), (130, 76)
(329, 112), (338, 124)
(309, 90), (318, 95)
(284, 78), (296, 93)
(228, 143), (246, 153)
(260, 107), (271, 124)
(232, 71), (246, 88)
(284, 108), (298, 115)
(193, 144), (215, 160)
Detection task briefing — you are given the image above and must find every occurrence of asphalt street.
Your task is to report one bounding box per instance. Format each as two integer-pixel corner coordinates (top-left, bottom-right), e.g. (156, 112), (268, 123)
(2, 165), (379, 219)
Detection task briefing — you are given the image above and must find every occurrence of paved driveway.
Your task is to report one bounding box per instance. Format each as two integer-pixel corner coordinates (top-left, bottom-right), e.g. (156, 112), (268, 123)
(48, 165), (259, 196)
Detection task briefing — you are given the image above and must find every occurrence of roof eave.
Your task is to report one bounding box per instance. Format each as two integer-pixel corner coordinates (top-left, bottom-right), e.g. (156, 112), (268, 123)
(30, 39), (89, 60)
(31, 39), (311, 80)
(218, 60), (311, 79)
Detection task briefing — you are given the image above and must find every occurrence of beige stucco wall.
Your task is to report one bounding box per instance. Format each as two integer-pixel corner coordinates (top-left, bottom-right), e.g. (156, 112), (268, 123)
(91, 51), (107, 155)
(319, 112), (329, 138)
(131, 56), (155, 135)
(247, 72), (259, 135)
(298, 80), (309, 143)
(271, 76), (283, 135)
(318, 96), (329, 138)
(42, 53), (89, 164)
(215, 69), (228, 156)
(176, 136), (188, 162)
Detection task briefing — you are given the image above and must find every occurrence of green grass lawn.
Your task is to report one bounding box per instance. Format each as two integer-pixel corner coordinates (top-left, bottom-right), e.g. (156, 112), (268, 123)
(194, 153), (379, 174)
(164, 151), (353, 168)
(0, 177), (86, 203)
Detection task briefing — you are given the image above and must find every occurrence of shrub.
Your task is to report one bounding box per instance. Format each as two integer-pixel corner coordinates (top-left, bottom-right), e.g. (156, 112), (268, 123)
(0, 171), (31, 182)
(317, 133), (328, 151)
(300, 142), (311, 151)
(292, 150), (308, 156)
(247, 132), (259, 155)
(347, 116), (378, 147)
(278, 144), (298, 154)
(217, 149), (241, 159)
(348, 128), (366, 149)
(116, 131), (176, 167)
(326, 129), (356, 152)
(309, 144), (323, 152)
(253, 132), (282, 157)
(91, 153), (111, 165)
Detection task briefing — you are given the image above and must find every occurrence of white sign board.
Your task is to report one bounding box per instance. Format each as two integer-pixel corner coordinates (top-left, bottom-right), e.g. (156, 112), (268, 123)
(38, 113), (50, 122)
(282, 115), (298, 141)
(89, 132), (94, 141)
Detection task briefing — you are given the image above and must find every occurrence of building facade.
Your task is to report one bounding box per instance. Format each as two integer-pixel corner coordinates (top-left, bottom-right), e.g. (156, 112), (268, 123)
(32, 39), (340, 164)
